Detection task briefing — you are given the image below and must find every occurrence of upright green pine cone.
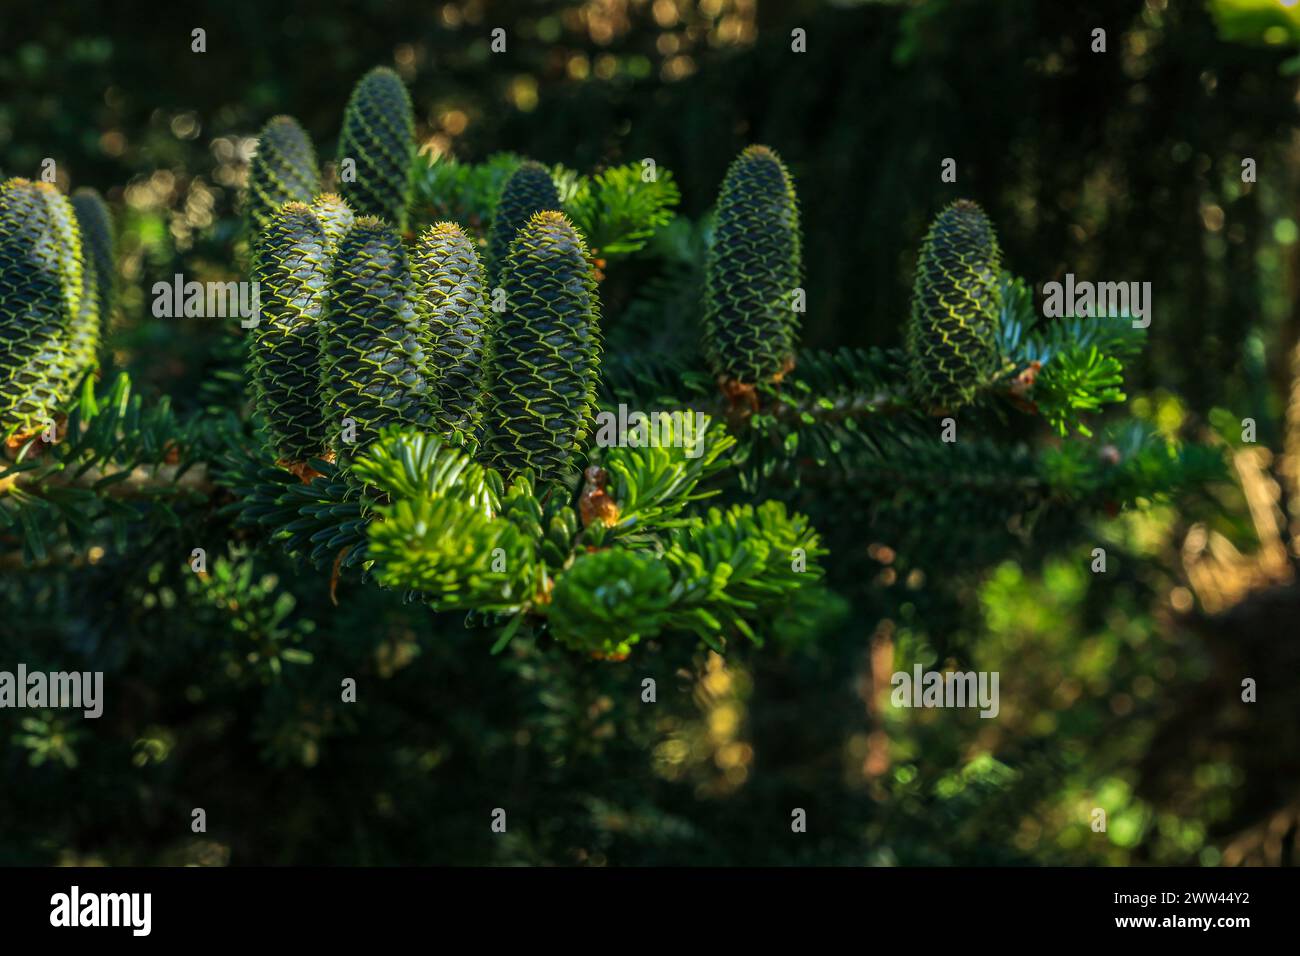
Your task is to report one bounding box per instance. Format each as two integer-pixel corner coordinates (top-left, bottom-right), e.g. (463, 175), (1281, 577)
(310, 193), (355, 252)
(32, 184), (84, 328)
(337, 67), (415, 230)
(0, 179), (77, 438)
(486, 211), (601, 483)
(244, 116), (320, 243)
(703, 144), (802, 385)
(320, 217), (430, 457)
(71, 187), (115, 352)
(251, 202), (337, 463)
(487, 160), (560, 284)
(33, 182), (96, 389)
(413, 222), (492, 439)
(905, 199), (1003, 410)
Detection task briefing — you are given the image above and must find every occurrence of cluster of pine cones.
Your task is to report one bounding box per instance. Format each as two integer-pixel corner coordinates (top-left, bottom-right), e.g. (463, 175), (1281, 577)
(0, 177), (114, 443)
(246, 68), (600, 485)
(1, 62), (1004, 466)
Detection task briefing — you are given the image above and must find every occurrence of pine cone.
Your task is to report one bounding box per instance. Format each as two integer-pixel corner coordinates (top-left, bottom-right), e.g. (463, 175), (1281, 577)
(251, 202), (336, 463)
(320, 217), (430, 458)
(0, 179), (82, 440)
(244, 116), (320, 245)
(703, 144), (802, 386)
(34, 182), (96, 390)
(905, 199), (1003, 410)
(310, 193), (355, 253)
(485, 211), (601, 483)
(486, 160), (560, 285)
(337, 67), (415, 229)
(412, 221), (492, 439)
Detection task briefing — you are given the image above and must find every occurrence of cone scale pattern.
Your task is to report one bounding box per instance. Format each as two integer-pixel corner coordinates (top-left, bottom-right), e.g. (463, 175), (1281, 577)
(486, 211), (601, 483)
(0, 179), (78, 438)
(703, 144), (802, 385)
(905, 199), (1003, 410)
(413, 222), (492, 438)
(37, 185), (97, 388)
(337, 67), (415, 230)
(310, 193), (355, 253)
(245, 116), (320, 242)
(251, 202), (338, 463)
(34, 183), (86, 335)
(320, 217), (429, 457)
(487, 160), (560, 284)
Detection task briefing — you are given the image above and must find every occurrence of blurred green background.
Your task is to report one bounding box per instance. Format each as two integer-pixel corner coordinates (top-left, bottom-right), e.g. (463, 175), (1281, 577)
(2, 0), (1300, 865)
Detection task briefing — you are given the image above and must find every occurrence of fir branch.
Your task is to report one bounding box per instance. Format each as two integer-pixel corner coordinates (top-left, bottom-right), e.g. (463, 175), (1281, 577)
(1, 373), (229, 565)
(586, 411), (737, 539)
(564, 162), (681, 257)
